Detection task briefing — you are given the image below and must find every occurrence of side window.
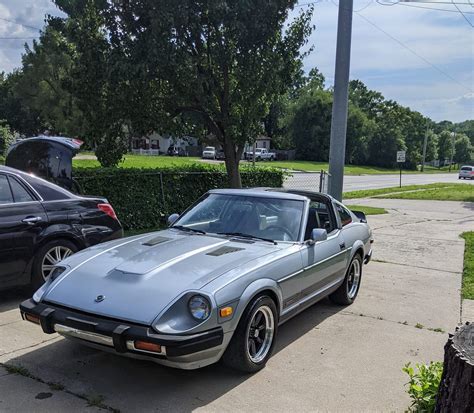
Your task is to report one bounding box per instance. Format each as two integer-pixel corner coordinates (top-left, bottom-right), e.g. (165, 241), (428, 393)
(8, 177), (35, 203)
(305, 200), (336, 239)
(0, 175), (13, 204)
(336, 203), (352, 227)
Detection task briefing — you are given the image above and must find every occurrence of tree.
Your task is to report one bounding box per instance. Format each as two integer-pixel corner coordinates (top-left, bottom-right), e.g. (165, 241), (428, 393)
(54, 0), (129, 167)
(100, 0), (314, 186)
(454, 134), (472, 165)
(287, 89), (332, 161)
(438, 131), (454, 165)
(348, 79), (385, 119)
(0, 121), (15, 156)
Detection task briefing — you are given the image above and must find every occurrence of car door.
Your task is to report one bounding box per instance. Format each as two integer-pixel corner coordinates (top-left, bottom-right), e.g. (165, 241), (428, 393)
(6, 174), (48, 277)
(0, 173), (18, 281)
(299, 199), (348, 300)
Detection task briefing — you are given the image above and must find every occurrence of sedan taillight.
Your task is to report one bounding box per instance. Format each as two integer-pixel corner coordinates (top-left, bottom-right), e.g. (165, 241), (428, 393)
(97, 203), (118, 220)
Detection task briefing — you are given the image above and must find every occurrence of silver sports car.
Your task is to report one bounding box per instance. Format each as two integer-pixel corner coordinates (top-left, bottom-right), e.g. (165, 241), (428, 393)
(21, 188), (373, 372)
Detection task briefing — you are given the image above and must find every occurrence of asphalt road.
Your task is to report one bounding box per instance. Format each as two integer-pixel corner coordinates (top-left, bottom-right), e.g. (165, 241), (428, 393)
(284, 172), (473, 192)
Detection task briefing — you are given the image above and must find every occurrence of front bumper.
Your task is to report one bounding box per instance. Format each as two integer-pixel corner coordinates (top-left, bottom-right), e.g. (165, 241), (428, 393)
(20, 299), (224, 368)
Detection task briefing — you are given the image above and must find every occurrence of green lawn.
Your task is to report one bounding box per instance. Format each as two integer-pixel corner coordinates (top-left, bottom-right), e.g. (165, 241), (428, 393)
(72, 154), (458, 175)
(461, 232), (474, 299)
(345, 205), (388, 215)
(73, 155), (209, 169)
(343, 183), (474, 202)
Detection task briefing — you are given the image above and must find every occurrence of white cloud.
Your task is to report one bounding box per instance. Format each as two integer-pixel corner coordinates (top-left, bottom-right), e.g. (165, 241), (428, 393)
(292, 0), (474, 121)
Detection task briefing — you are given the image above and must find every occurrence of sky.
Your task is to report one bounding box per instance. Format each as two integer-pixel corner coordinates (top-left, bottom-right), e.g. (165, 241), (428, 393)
(0, 0), (473, 122)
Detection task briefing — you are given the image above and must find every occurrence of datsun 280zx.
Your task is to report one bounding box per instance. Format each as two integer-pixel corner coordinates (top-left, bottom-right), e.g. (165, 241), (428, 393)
(21, 188), (373, 372)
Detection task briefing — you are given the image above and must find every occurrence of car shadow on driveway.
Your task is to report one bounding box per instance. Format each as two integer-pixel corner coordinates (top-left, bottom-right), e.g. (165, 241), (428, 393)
(5, 298), (342, 412)
(0, 288), (30, 313)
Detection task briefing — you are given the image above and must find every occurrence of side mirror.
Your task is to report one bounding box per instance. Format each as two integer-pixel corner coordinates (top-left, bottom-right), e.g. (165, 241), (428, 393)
(167, 213), (180, 226)
(309, 228), (327, 244)
(352, 210), (367, 223)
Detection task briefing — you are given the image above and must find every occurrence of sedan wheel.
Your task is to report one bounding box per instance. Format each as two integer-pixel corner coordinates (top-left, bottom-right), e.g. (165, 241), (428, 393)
(223, 295), (278, 373)
(31, 239), (78, 290)
(41, 246), (74, 281)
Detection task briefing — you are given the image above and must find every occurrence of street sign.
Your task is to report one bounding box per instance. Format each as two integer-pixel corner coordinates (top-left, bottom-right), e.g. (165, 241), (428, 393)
(396, 150), (406, 163)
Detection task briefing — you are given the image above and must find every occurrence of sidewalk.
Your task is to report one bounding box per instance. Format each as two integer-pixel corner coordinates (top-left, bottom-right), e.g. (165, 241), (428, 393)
(0, 198), (472, 412)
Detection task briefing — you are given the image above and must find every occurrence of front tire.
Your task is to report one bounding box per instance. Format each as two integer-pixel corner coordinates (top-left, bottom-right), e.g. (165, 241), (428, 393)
(329, 254), (363, 305)
(222, 295), (278, 373)
(31, 239), (78, 290)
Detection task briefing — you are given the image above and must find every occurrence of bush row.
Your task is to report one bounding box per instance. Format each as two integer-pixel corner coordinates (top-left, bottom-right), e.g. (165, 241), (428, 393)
(74, 165), (286, 230)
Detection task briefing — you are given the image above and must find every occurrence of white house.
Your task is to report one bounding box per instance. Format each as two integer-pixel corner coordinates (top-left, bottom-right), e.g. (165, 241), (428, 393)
(131, 133), (198, 155)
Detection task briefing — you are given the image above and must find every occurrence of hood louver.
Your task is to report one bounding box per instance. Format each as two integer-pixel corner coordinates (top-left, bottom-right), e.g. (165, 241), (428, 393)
(142, 236), (171, 246)
(206, 246), (244, 256)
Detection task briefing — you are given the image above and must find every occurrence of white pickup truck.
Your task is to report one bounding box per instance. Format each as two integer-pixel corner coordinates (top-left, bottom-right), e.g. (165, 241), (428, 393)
(246, 148), (276, 161)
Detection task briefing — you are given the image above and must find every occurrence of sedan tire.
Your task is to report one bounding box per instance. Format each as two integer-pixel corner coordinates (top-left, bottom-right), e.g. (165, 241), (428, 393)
(222, 295), (278, 373)
(329, 253), (363, 305)
(31, 239), (78, 290)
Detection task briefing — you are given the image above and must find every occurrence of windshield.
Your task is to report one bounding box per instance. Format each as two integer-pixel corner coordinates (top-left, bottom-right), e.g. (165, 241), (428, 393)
(173, 193), (304, 242)
(204, 147), (215, 151)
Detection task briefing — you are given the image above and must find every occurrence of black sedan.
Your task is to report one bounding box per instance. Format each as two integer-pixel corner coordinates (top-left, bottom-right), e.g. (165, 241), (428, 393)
(0, 166), (123, 291)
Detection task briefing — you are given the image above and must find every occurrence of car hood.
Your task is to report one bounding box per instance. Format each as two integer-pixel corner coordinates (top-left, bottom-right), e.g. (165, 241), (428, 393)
(43, 230), (283, 325)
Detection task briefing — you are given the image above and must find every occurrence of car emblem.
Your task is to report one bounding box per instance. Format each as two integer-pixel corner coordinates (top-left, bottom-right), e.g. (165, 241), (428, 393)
(95, 295), (105, 303)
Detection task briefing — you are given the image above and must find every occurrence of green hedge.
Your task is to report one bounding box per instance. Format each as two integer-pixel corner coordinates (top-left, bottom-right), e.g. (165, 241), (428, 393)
(74, 165), (285, 230)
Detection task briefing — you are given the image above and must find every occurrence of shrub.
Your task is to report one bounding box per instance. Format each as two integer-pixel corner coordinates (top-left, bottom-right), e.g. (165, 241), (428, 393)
(403, 361), (443, 412)
(74, 165), (285, 230)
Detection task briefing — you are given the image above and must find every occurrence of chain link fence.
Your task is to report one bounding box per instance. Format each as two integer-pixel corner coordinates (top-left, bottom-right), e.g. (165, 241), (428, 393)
(283, 170), (331, 194)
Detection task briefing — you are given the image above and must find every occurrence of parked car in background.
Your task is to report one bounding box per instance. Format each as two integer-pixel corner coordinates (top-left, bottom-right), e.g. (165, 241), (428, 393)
(202, 146), (217, 159)
(459, 165), (474, 180)
(0, 166), (123, 291)
(167, 146), (188, 157)
(246, 148), (276, 161)
(216, 149), (225, 160)
(6, 136), (83, 192)
(21, 188), (372, 373)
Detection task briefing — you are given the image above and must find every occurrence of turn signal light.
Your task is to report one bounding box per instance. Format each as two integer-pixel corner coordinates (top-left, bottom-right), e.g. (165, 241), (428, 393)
(25, 313), (40, 324)
(134, 341), (162, 353)
(219, 307), (233, 317)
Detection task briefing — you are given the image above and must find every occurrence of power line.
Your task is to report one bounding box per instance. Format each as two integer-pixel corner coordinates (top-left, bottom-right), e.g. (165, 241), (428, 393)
(391, 2), (474, 13)
(0, 37), (38, 40)
(354, 11), (474, 93)
(451, 0), (474, 25)
(0, 17), (41, 32)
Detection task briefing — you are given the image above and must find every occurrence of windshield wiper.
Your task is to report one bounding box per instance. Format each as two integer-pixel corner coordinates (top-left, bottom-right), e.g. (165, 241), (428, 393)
(172, 225), (206, 235)
(217, 232), (276, 245)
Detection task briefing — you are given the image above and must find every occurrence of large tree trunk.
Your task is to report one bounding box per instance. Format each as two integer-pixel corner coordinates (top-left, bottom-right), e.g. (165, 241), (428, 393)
(435, 323), (474, 412)
(223, 140), (242, 188)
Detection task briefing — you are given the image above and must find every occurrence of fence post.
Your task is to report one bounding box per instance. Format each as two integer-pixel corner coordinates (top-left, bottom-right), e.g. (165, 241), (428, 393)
(159, 172), (165, 210)
(319, 170), (324, 193)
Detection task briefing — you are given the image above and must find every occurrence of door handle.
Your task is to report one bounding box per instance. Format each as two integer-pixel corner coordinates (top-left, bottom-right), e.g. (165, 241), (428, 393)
(22, 216), (42, 225)
(339, 242), (346, 250)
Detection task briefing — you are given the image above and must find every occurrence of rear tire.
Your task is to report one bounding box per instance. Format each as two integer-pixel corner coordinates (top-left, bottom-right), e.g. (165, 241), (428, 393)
(222, 295), (278, 373)
(31, 239), (78, 290)
(329, 254), (363, 305)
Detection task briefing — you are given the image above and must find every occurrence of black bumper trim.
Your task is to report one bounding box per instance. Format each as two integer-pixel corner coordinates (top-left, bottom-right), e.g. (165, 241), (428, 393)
(20, 299), (223, 358)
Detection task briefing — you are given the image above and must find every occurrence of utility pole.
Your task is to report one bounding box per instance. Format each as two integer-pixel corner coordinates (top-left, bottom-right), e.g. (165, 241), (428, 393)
(449, 130), (456, 172)
(421, 125), (429, 172)
(328, 0), (354, 201)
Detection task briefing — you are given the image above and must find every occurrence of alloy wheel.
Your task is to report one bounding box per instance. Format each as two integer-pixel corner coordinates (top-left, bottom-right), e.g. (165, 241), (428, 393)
(41, 246), (73, 280)
(347, 258), (361, 299)
(246, 305), (275, 363)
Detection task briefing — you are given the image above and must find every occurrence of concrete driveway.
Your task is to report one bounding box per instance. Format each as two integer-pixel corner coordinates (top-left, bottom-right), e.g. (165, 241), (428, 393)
(1, 199), (473, 412)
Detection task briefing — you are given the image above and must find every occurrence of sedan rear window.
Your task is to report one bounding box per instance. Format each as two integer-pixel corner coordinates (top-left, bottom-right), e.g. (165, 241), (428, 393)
(22, 174), (73, 201)
(8, 177), (35, 203)
(0, 175), (13, 204)
(461, 166), (472, 171)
